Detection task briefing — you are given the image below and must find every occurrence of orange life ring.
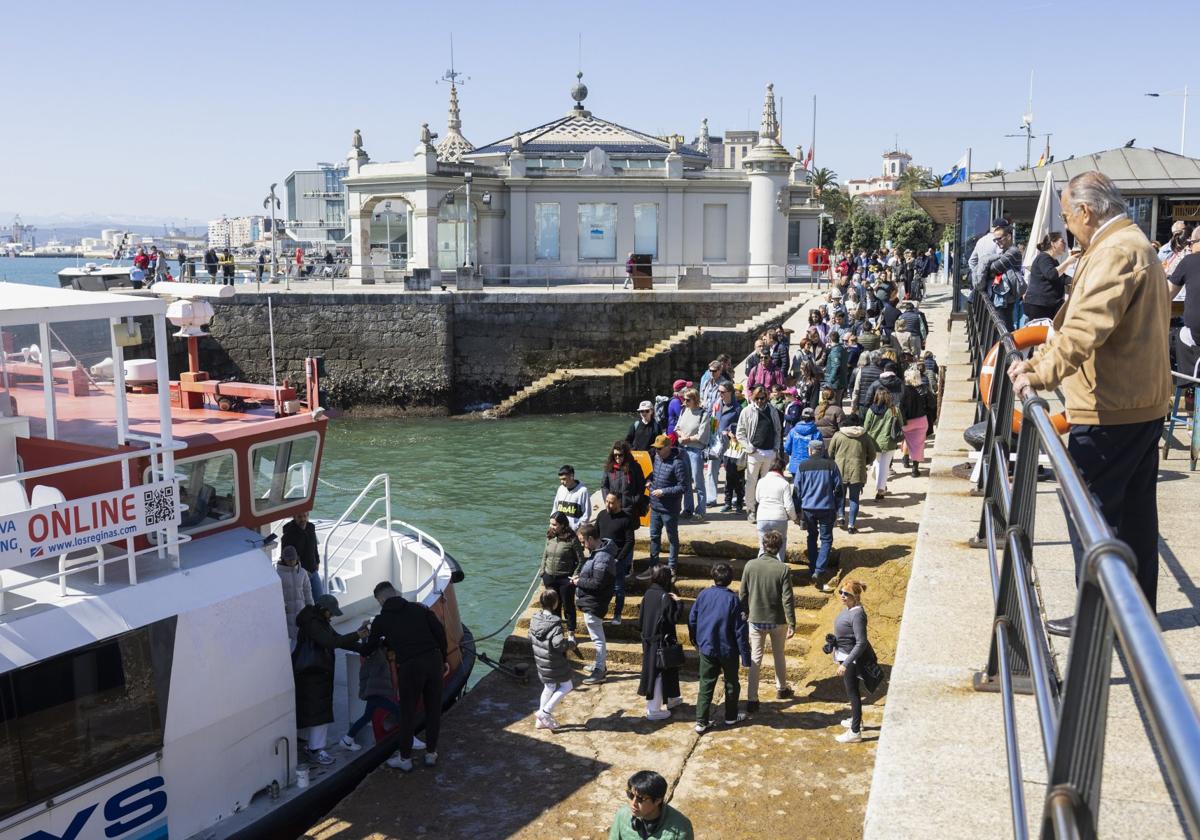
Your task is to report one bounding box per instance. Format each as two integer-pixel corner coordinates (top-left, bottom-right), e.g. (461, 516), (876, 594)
(979, 326), (1070, 435)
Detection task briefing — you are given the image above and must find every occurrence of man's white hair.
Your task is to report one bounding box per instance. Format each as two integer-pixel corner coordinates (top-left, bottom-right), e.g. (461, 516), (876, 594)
(1066, 171), (1128, 221)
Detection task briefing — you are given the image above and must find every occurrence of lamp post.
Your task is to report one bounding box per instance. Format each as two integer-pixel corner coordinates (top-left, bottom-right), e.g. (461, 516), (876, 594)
(384, 201), (392, 267)
(1146, 86), (1191, 155)
(263, 183), (281, 284)
(463, 172), (473, 269)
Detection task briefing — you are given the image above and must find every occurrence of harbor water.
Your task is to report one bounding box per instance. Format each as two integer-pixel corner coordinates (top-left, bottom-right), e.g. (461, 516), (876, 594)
(0, 255), (89, 287)
(313, 414), (627, 685)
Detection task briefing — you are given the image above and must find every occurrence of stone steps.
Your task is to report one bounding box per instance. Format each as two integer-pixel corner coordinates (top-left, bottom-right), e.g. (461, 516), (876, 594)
(486, 296), (811, 417)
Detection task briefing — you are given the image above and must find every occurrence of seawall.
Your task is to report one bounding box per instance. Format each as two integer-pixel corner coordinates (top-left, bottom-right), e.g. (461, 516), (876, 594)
(193, 289), (797, 411)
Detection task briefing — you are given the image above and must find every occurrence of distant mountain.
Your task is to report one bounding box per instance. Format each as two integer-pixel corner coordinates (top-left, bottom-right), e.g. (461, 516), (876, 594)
(0, 211), (213, 242)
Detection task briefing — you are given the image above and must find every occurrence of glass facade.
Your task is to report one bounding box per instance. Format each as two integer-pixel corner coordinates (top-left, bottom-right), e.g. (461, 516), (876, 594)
(250, 433), (320, 514)
(1126, 196), (1152, 238)
(956, 198), (993, 310)
(578, 203), (618, 260)
(634, 203), (658, 259)
(534, 203), (560, 260)
(437, 200), (476, 270)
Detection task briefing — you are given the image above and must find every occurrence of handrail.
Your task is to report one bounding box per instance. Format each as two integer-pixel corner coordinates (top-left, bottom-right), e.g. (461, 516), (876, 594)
(391, 518), (448, 601)
(968, 294), (1200, 838)
(321, 474), (392, 588)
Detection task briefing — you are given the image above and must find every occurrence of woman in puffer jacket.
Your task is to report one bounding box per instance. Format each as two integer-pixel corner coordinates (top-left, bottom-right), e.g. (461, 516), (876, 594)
(528, 589), (573, 731)
(277, 545), (313, 648)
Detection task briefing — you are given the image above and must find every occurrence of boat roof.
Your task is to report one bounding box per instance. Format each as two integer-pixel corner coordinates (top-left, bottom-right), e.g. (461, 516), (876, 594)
(0, 282), (165, 328)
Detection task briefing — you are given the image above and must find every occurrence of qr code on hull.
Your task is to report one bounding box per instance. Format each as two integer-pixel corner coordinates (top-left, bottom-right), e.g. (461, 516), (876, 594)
(144, 486), (177, 526)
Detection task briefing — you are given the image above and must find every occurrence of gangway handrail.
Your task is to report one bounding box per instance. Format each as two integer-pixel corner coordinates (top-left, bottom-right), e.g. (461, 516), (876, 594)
(967, 294), (1200, 838)
(321, 474), (392, 588)
(390, 518), (448, 601)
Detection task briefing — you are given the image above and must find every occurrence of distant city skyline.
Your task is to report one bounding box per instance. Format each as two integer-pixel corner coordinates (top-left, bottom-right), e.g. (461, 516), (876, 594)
(0, 0), (1183, 221)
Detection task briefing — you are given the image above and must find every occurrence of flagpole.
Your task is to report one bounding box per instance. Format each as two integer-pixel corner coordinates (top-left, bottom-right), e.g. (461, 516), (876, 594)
(967, 147), (973, 181)
(811, 94), (817, 171)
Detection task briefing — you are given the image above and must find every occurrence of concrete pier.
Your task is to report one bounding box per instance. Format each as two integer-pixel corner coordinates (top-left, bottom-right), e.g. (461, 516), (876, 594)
(304, 288), (954, 839)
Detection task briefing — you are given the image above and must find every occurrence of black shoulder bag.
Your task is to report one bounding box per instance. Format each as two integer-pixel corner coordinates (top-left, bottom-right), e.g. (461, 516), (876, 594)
(654, 593), (686, 670)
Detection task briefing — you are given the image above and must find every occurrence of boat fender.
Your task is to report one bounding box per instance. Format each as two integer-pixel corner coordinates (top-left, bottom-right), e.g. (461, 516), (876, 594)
(979, 326), (1070, 436)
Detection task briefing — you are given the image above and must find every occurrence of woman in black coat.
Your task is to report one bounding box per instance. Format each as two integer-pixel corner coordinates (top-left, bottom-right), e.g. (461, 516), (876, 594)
(637, 566), (683, 721)
(601, 440), (647, 520)
(1023, 232), (1069, 321)
(294, 595), (366, 765)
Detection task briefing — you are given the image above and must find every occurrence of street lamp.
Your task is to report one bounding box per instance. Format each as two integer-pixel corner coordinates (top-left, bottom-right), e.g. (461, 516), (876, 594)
(1146, 86), (1190, 155)
(384, 201), (392, 267)
(263, 183), (281, 286)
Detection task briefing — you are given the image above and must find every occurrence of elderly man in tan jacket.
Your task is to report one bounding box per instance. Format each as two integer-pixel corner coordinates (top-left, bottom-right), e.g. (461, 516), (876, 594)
(1009, 171), (1171, 634)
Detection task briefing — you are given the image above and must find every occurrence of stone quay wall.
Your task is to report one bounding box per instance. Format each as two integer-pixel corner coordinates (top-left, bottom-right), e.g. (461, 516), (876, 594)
(24, 290), (798, 413)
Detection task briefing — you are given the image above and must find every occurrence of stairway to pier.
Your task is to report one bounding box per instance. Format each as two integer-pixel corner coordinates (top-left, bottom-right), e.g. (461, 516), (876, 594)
(487, 290), (818, 417)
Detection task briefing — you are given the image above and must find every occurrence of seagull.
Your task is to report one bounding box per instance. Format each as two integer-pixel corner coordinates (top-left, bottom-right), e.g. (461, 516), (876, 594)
(1124, 138), (1136, 148)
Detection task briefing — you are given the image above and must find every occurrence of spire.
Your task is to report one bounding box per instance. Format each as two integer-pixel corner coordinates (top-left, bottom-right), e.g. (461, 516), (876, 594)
(697, 118), (710, 155)
(760, 83), (779, 143)
(436, 81), (474, 162)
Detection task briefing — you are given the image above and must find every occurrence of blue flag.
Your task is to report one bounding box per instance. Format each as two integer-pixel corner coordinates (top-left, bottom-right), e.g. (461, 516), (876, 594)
(940, 152), (969, 186)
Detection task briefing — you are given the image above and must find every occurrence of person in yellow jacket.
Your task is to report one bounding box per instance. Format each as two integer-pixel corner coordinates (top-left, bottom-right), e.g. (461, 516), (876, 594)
(1008, 171), (1170, 632)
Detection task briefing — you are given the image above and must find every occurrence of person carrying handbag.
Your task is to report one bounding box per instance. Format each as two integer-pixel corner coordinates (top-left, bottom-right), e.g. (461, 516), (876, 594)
(829, 578), (883, 743)
(637, 566), (684, 721)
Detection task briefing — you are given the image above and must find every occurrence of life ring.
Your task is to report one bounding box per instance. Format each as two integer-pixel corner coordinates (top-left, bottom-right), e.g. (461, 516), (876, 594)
(979, 326), (1070, 435)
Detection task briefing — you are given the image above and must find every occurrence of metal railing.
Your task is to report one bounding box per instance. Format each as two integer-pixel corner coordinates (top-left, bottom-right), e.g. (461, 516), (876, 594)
(966, 294), (1200, 838)
(321, 473), (393, 587)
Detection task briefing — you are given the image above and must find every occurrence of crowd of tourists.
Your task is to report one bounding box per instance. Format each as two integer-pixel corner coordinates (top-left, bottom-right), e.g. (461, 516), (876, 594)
(529, 256), (936, 764)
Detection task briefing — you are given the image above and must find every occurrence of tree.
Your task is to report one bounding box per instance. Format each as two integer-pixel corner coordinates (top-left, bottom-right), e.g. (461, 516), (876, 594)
(896, 168), (937, 193)
(836, 206), (883, 254)
(819, 188), (851, 222)
(807, 167), (839, 194)
(882, 206), (936, 254)
(983, 167), (1005, 178)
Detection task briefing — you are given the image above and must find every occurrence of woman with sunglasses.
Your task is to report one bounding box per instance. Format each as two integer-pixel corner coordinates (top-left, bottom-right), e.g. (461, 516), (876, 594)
(832, 578), (870, 743)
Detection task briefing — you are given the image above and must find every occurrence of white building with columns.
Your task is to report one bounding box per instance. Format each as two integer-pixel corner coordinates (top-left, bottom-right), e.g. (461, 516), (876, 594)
(341, 77), (823, 285)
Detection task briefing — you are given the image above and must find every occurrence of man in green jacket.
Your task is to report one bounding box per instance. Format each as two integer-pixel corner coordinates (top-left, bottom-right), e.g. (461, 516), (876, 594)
(739, 529), (796, 712)
(609, 770), (694, 840)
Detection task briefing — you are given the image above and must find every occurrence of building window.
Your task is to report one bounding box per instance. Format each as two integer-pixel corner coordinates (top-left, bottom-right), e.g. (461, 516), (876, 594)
(703, 204), (727, 261)
(1126, 196), (1152, 238)
(437, 199), (476, 270)
(578, 203), (618, 260)
(634, 203), (658, 259)
(0, 619), (175, 819)
(250, 433), (320, 514)
(325, 201), (344, 226)
(144, 450), (237, 533)
(534, 203), (560, 260)
(788, 220), (802, 259)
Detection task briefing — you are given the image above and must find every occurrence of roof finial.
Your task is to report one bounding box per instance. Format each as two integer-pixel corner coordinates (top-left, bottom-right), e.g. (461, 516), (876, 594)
(447, 81), (462, 131)
(697, 118), (710, 155)
(435, 37), (474, 162)
(760, 83), (779, 143)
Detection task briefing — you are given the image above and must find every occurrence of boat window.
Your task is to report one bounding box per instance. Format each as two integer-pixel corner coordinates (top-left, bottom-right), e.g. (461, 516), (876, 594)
(0, 619), (175, 820)
(250, 433), (319, 515)
(144, 450), (237, 533)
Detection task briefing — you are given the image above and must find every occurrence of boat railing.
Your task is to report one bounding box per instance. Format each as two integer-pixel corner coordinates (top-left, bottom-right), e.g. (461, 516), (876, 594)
(0, 440), (189, 611)
(321, 473), (393, 587)
(966, 293), (1200, 838)
(390, 518), (448, 602)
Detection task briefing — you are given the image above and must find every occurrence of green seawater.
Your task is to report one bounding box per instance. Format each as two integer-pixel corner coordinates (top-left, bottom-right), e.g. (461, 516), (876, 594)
(312, 414), (628, 685)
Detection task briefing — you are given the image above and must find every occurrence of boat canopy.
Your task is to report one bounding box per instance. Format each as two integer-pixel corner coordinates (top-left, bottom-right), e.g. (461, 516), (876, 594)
(0, 283), (166, 328)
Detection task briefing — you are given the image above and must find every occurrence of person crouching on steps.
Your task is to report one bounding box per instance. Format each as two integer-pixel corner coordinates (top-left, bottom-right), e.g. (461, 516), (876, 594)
(575, 522), (617, 685)
(528, 589), (573, 732)
(688, 562), (750, 733)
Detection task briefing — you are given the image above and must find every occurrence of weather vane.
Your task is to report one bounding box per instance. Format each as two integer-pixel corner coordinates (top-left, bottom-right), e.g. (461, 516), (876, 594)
(437, 33), (469, 86)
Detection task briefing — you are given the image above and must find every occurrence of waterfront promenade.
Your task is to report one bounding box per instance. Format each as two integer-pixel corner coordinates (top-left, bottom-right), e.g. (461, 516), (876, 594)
(304, 289), (954, 839)
(864, 305), (1200, 838)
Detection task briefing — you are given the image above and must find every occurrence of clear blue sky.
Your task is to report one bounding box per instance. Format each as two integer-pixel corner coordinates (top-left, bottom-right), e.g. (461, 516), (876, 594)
(0, 0), (1183, 224)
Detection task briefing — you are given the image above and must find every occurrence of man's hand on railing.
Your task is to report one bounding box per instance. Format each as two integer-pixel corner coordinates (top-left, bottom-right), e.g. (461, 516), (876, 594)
(1007, 358), (1035, 399)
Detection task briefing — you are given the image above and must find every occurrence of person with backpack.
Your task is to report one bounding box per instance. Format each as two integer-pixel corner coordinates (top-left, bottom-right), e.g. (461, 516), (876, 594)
(814, 387), (845, 442)
(863, 389), (904, 500)
(828, 413), (878, 534)
(792, 439), (843, 589)
(981, 222), (1025, 331)
(626, 401), (661, 452)
(675, 388), (711, 520)
(529, 589), (573, 732)
(823, 330), (849, 402)
(899, 366), (937, 477)
(574, 522), (617, 685)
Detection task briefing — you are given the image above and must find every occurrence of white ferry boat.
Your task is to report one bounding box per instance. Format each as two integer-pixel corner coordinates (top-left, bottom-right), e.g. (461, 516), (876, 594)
(0, 282), (473, 839)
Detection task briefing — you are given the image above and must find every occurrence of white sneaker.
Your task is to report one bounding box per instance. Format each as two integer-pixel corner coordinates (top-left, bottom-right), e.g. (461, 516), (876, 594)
(535, 711), (552, 730)
(339, 735), (362, 751)
(608, 617), (623, 626)
(413, 735), (426, 750)
(841, 717), (854, 729)
(666, 697), (684, 709)
(644, 709), (671, 721)
(835, 729), (863, 743)
(424, 752), (438, 767)
(386, 753), (414, 771)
